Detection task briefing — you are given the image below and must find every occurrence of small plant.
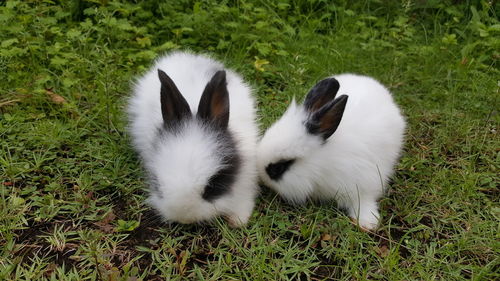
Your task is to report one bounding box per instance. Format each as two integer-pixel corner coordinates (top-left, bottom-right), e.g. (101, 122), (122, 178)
(115, 219), (140, 232)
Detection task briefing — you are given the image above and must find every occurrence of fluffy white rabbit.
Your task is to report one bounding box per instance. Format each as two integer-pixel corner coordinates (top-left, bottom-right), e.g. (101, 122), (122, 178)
(257, 74), (406, 230)
(127, 51), (259, 227)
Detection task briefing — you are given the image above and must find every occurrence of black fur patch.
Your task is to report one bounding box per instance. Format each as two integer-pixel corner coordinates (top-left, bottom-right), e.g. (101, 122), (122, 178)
(305, 95), (348, 140)
(266, 159), (295, 181)
(202, 130), (240, 202)
(197, 70), (229, 131)
(303, 78), (340, 112)
(158, 69), (192, 130)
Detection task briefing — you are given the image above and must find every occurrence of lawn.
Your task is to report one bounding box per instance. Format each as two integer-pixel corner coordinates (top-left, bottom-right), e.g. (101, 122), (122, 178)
(0, 0), (498, 280)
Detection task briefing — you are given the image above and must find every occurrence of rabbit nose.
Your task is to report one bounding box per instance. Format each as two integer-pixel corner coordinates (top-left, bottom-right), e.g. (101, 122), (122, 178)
(265, 159), (295, 181)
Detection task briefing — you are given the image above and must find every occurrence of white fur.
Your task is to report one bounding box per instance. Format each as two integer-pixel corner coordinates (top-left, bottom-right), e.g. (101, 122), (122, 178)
(127, 51), (259, 226)
(257, 74), (406, 230)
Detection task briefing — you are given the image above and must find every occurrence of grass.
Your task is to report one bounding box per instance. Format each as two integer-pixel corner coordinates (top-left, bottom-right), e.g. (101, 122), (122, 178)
(0, 0), (498, 280)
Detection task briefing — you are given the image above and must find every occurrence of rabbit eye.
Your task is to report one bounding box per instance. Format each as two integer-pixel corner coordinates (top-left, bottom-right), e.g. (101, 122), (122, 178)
(266, 159), (295, 181)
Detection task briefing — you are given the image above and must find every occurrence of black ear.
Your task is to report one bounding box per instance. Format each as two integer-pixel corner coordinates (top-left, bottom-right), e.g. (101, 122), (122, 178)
(306, 95), (348, 140)
(304, 78), (340, 113)
(158, 69), (191, 128)
(197, 70), (230, 130)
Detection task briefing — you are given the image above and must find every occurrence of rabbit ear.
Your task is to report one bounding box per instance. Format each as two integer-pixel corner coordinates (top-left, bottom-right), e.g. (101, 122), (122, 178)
(197, 70), (230, 130)
(303, 78), (340, 113)
(158, 69), (192, 128)
(306, 95), (348, 140)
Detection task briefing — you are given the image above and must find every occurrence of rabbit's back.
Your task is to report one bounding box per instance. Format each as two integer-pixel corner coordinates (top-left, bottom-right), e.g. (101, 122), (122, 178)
(318, 74), (406, 189)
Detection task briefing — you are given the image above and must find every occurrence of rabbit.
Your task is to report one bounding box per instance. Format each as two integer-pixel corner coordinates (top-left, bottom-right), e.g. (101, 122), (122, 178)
(127, 51), (259, 227)
(257, 74), (406, 230)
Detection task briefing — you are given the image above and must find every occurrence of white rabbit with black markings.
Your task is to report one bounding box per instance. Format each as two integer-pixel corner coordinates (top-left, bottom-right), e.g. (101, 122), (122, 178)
(257, 74), (406, 230)
(128, 51), (259, 227)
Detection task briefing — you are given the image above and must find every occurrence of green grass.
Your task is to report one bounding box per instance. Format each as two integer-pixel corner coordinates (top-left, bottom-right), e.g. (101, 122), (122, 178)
(1, 0), (499, 280)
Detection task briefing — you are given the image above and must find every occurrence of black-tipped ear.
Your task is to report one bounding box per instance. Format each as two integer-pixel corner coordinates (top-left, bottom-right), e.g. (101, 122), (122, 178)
(304, 78), (340, 113)
(306, 95), (348, 140)
(158, 69), (191, 128)
(197, 70), (229, 130)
